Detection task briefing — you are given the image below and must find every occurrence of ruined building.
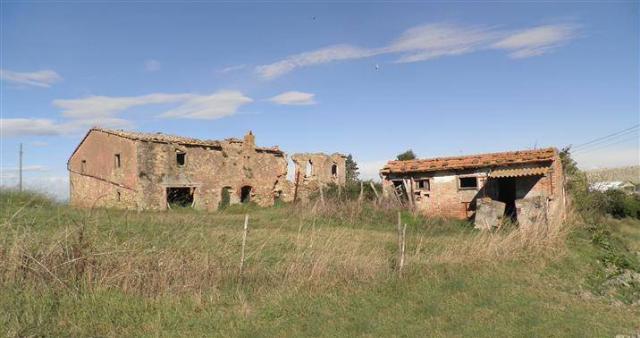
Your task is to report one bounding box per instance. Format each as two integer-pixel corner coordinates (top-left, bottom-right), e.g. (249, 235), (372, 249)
(291, 153), (347, 200)
(68, 128), (345, 211)
(380, 148), (566, 229)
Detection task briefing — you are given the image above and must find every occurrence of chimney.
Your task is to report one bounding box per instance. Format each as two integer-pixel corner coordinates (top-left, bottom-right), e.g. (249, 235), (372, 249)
(244, 131), (255, 149)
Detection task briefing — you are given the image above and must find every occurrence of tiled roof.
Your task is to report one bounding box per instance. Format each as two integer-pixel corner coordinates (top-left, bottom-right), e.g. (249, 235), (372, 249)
(489, 167), (550, 178)
(92, 128), (283, 154)
(381, 148), (557, 175)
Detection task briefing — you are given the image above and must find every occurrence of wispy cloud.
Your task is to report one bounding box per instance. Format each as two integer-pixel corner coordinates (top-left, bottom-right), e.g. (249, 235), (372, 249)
(144, 59), (162, 72)
(492, 24), (579, 58)
(268, 91), (316, 105)
(0, 117), (132, 137)
(218, 64), (246, 73)
(0, 69), (62, 88)
(256, 22), (580, 78)
(55, 90), (253, 120)
(54, 94), (192, 119)
(160, 91), (253, 119)
(256, 44), (376, 79)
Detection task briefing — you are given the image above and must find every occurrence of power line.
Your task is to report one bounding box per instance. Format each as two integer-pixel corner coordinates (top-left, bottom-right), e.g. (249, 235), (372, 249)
(572, 135), (639, 155)
(572, 124), (639, 150)
(572, 128), (639, 152)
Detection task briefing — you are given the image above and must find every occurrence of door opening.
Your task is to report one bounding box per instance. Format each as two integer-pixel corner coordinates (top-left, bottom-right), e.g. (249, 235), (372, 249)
(167, 187), (194, 208)
(497, 178), (517, 221)
(240, 186), (252, 203)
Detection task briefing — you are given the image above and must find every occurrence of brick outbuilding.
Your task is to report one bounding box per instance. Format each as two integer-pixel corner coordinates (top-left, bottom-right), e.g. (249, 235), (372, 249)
(380, 148), (566, 228)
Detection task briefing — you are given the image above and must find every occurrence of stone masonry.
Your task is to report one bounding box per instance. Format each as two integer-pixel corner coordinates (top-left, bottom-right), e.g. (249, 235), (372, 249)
(68, 128), (346, 211)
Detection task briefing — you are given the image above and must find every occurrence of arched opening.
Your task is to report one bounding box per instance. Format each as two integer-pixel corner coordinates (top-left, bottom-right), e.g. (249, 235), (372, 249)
(331, 164), (338, 177)
(219, 186), (233, 210)
(240, 186), (252, 203)
(274, 190), (283, 206)
(305, 160), (313, 177)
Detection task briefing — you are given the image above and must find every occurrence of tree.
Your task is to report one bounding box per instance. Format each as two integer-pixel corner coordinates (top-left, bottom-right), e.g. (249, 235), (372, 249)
(396, 149), (416, 161)
(345, 154), (359, 183)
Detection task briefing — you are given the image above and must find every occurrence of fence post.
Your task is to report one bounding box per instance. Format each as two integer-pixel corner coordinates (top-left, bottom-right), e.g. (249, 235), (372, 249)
(239, 214), (249, 278)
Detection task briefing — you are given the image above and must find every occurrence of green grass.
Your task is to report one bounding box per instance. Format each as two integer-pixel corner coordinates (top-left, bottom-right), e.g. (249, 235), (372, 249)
(1, 189), (639, 337)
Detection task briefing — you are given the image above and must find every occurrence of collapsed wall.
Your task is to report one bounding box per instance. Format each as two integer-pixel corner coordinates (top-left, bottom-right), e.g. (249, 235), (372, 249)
(290, 153), (347, 201)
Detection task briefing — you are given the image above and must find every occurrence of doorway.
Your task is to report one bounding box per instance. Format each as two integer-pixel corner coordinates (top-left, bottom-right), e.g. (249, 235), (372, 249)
(496, 178), (517, 221)
(240, 186), (252, 203)
(167, 187), (194, 208)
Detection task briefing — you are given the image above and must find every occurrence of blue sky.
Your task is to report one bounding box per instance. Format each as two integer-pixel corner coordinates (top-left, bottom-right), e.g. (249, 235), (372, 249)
(1, 2), (638, 199)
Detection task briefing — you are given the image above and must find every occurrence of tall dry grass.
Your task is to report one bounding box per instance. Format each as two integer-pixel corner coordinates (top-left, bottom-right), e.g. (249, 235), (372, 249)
(0, 191), (572, 299)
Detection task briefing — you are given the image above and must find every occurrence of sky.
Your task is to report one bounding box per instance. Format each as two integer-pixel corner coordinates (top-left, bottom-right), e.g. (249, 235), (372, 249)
(1, 1), (639, 200)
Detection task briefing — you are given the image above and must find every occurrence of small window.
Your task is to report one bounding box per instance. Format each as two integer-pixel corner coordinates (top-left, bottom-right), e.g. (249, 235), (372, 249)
(459, 177), (478, 190)
(176, 152), (186, 167)
(81, 160), (86, 173)
(416, 179), (430, 191)
(116, 191), (121, 201)
(331, 164), (338, 177)
(114, 154), (121, 168)
(305, 160), (313, 177)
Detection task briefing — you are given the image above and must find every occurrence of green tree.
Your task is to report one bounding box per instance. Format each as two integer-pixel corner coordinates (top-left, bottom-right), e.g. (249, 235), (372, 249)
(345, 154), (359, 183)
(396, 149), (416, 161)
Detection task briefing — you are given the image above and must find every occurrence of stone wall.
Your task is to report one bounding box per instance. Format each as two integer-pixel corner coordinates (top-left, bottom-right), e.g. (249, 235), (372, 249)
(135, 132), (288, 210)
(290, 153), (346, 200)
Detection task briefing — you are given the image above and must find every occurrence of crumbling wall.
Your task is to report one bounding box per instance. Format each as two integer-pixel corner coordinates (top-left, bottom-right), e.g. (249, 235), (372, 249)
(135, 132), (288, 210)
(290, 153), (346, 201)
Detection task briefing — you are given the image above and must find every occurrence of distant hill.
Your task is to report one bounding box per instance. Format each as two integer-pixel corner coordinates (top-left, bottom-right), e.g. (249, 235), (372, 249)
(585, 165), (640, 184)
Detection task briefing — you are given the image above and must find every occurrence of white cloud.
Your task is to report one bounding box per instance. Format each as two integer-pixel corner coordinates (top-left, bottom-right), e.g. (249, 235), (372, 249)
(144, 59), (161, 72)
(218, 64), (246, 73)
(159, 91), (253, 119)
(387, 23), (499, 63)
(54, 91), (252, 121)
(0, 117), (132, 138)
(256, 22), (579, 78)
(268, 91), (316, 105)
(0, 69), (62, 87)
(54, 93), (191, 119)
(256, 44), (376, 79)
(492, 24), (578, 59)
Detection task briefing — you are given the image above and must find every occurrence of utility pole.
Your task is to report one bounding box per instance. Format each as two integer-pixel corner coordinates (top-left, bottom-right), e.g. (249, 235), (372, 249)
(18, 143), (23, 192)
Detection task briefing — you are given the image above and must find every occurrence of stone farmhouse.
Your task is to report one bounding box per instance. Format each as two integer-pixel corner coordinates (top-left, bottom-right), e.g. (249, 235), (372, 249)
(380, 148), (566, 229)
(68, 128), (346, 211)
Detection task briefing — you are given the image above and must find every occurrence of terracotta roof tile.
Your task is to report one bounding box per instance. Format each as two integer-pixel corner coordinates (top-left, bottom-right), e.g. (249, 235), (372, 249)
(381, 148), (557, 175)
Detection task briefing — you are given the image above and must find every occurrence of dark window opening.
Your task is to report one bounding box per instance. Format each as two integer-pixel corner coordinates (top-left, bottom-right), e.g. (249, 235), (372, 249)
(219, 186), (232, 210)
(116, 191), (121, 201)
(176, 152), (186, 167)
(331, 164), (338, 177)
(416, 179), (430, 190)
(459, 177), (478, 190)
(115, 154), (121, 168)
(166, 187), (194, 208)
(81, 160), (86, 173)
(240, 186), (252, 203)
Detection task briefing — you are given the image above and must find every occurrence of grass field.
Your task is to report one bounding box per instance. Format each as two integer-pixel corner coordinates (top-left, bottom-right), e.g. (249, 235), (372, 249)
(1, 190), (639, 337)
